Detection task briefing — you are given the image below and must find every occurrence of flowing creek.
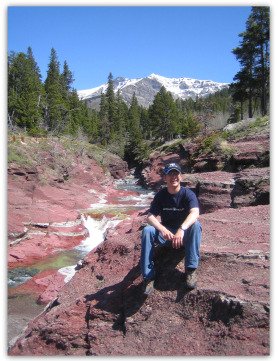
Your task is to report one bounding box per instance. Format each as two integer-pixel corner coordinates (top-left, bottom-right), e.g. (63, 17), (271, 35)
(8, 174), (154, 347)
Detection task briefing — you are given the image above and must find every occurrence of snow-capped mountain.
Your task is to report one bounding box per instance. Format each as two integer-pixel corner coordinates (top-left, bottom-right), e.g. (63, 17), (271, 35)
(77, 73), (229, 108)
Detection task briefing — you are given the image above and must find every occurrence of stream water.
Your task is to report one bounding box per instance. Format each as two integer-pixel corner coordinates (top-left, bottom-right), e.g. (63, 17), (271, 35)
(7, 174), (154, 347)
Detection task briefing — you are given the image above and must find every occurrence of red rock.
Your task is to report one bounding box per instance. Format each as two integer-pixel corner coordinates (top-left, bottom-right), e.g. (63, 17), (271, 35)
(8, 269), (66, 305)
(141, 152), (182, 189)
(9, 205), (270, 356)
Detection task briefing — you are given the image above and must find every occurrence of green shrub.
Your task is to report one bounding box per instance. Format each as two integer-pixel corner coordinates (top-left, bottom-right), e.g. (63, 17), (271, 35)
(202, 133), (221, 153)
(8, 148), (24, 164)
(200, 131), (230, 154)
(249, 116), (269, 129)
(27, 127), (48, 137)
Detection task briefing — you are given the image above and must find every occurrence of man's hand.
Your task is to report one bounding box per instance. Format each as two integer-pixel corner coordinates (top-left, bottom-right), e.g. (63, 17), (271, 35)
(172, 229), (184, 249)
(161, 227), (174, 241)
(147, 214), (175, 241)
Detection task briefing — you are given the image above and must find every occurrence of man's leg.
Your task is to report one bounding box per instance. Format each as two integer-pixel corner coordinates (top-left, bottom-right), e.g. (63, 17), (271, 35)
(183, 220), (202, 289)
(184, 220), (202, 269)
(141, 225), (171, 280)
(141, 225), (157, 281)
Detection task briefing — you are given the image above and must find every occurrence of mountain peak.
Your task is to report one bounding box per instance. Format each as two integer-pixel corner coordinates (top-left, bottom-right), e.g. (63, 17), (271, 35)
(148, 73), (162, 79)
(78, 73), (229, 109)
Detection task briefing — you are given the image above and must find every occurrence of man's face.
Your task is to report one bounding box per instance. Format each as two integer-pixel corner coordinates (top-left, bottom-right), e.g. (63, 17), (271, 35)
(164, 170), (181, 187)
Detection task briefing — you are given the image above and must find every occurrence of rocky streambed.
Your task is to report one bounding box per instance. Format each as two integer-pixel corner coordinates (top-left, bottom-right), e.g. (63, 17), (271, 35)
(7, 150), (153, 348)
(8, 180), (153, 346)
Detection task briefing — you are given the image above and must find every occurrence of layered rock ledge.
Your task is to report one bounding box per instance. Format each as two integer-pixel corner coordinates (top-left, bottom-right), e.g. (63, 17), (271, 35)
(9, 204), (269, 356)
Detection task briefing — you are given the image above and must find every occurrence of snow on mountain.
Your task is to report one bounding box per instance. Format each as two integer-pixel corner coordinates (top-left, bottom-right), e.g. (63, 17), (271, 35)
(77, 76), (141, 100)
(77, 73), (229, 108)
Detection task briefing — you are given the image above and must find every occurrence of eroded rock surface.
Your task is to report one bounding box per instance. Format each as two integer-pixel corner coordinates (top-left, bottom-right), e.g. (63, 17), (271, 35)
(9, 205), (269, 356)
(182, 168), (269, 213)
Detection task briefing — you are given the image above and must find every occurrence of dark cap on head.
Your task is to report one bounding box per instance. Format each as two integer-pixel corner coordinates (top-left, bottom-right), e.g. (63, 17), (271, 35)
(163, 162), (182, 175)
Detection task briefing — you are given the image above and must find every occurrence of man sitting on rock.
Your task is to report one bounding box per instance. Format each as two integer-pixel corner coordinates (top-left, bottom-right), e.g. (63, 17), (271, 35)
(141, 162), (202, 295)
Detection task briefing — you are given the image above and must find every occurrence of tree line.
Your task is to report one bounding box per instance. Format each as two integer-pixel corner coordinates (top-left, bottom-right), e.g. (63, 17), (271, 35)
(7, 47), (205, 164)
(8, 6), (269, 165)
(231, 6), (270, 119)
(8, 47), (98, 139)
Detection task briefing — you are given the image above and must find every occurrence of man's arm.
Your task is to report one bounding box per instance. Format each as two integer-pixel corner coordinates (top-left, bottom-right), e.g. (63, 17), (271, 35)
(147, 213), (174, 240)
(180, 207), (199, 231)
(172, 207), (199, 249)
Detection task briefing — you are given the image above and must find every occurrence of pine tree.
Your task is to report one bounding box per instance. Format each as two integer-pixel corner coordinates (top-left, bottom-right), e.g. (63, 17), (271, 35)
(26, 47), (46, 133)
(148, 86), (179, 141)
(44, 48), (65, 132)
(139, 107), (150, 139)
(125, 93), (148, 164)
(232, 34), (257, 118)
(8, 48), (44, 131)
(108, 91), (128, 157)
(65, 90), (82, 135)
(230, 75), (248, 120)
(180, 111), (201, 138)
(27, 47), (41, 78)
(61, 61), (74, 94)
(72, 97), (99, 141)
(99, 92), (109, 145)
(114, 90), (128, 136)
(106, 73), (116, 137)
(99, 71), (133, 155)
(87, 108), (99, 142)
(250, 7), (270, 115)
(128, 93), (142, 141)
(231, 6), (270, 118)
(60, 62), (85, 136)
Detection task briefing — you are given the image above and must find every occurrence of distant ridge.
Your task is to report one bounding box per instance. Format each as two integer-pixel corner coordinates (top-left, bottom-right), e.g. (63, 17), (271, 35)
(77, 73), (229, 108)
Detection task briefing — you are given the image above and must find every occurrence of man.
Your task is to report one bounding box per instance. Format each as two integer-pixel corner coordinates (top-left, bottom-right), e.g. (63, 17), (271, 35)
(141, 162), (202, 295)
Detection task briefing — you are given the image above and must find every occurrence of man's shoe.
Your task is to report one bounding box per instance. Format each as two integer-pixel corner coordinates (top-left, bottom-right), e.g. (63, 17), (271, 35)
(143, 279), (155, 296)
(185, 268), (197, 289)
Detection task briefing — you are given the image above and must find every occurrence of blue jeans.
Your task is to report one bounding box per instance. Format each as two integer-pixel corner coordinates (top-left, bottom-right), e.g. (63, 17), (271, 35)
(140, 221), (202, 280)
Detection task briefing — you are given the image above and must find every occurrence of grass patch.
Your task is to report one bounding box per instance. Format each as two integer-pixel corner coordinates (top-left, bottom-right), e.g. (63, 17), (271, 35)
(199, 131), (229, 154)
(198, 115), (269, 156)
(224, 116), (269, 140)
(8, 143), (36, 167)
(7, 132), (123, 185)
(8, 147), (29, 165)
(248, 116), (269, 129)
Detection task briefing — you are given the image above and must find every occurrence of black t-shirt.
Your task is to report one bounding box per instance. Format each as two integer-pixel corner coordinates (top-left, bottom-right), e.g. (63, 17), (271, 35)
(149, 186), (199, 229)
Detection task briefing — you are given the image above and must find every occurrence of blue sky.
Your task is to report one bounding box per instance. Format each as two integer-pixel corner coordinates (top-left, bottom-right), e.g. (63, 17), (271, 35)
(8, 6), (252, 90)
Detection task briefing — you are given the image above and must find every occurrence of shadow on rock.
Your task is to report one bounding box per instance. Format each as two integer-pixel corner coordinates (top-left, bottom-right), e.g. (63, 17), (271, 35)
(84, 263), (148, 332)
(153, 247), (194, 302)
(84, 246), (195, 334)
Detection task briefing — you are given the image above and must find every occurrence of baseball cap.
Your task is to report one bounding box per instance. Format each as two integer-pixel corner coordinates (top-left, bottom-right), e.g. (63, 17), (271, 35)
(163, 162), (182, 175)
